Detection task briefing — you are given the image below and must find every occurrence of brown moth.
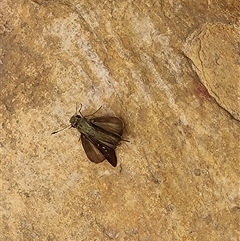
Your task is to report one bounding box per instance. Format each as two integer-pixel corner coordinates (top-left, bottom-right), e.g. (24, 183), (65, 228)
(52, 106), (126, 167)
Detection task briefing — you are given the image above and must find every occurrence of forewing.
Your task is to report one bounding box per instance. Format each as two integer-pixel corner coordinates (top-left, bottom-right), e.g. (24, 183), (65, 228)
(81, 134), (118, 167)
(80, 134), (105, 163)
(90, 138), (118, 167)
(99, 144), (117, 167)
(90, 116), (123, 136)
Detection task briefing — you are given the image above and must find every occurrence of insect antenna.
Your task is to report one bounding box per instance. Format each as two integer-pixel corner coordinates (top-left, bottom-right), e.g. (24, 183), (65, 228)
(75, 103), (84, 117)
(84, 106), (102, 117)
(51, 124), (71, 135)
(76, 103), (102, 117)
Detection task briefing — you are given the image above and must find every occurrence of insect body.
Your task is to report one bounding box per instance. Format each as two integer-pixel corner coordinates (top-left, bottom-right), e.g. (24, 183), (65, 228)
(53, 107), (125, 167)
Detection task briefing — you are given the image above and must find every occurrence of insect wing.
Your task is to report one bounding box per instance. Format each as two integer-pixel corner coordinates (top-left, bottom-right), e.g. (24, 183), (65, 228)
(99, 144), (117, 167)
(80, 134), (105, 164)
(81, 134), (117, 167)
(81, 134), (118, 167)
(90, 116), (123, 136)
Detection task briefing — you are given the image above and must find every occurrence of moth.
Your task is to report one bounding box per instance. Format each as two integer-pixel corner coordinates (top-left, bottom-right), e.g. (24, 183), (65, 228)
(52, 106), (126, 167)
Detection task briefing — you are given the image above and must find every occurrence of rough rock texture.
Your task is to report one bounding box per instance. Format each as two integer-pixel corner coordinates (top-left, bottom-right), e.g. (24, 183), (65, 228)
(1, 0), (239, 240)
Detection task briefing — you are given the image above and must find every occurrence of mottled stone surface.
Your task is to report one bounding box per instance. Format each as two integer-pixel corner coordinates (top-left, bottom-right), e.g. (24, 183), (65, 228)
(1, 0), (239, 240)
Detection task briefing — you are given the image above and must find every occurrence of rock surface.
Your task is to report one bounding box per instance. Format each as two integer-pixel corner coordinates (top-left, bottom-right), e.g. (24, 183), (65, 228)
(1, 0), (239, 240)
